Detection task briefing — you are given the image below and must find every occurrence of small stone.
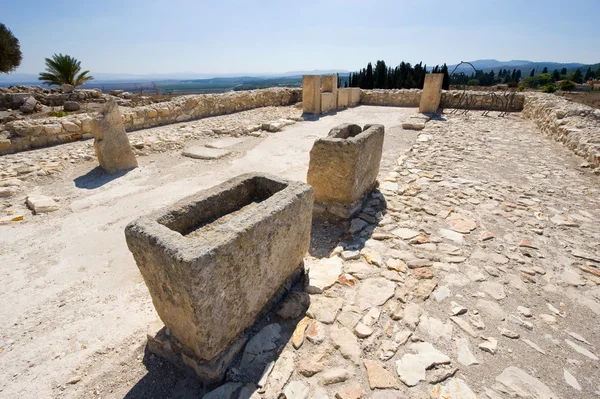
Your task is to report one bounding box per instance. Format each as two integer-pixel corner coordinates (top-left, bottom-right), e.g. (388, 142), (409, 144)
(450, 316), (478, 337)
(451, 305), (468, 316)
(26, 195), (59, 214)
(341, 250), (361, 261)
(478, 337), (498, 354)
(508, 314), (533, 330)
(364, 359), (400, 389)
(306, 257), (344, 294)
(361, 248), (383, 267)
(321, 368), (349, 386)
(563, 369), (582, 391)
(517, 306), (532, 318)
(386, 258), (407, 272)
(338, 273), (357, 287)
(565, 339), (599, 360)
(354, 322), (373, 338)
(349, 218), (368, 235)
(356, 277), (395, 310)
(499, 328), (520, 339)
(393, 227), (421, 240)
(182, 146), (231, 159)
(292, 317), (310, 349)
(334, 382), (365, 399)
(415, 279), (438, 300)
(480, 282), (506, 301)
(277, 291), (310, 319)
(522, 339), (546, 355)
(403, 303), (422, 330)
(284, 381), (310, 399)
(395, 342), (451, 387)
(447, 215), (477, 233)
(480, 232), (494, 241)
(430, 378), (477, 399)
(362, 307), (381, 327)
(387, 302), (404, 320)
(331, 325), (361, 364)
(407, 259), (433, 269)
(306, 320), (326, 344)
(456, 337), (479, 366)
(413, 268), (434, 279)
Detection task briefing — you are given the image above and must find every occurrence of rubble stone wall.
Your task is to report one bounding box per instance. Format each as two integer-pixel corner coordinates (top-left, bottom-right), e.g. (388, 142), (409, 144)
(360, 89), (525, 112)
(522, 93), (600, 168)
(0, 86), (103, 108)
(0, 88), (301, 155)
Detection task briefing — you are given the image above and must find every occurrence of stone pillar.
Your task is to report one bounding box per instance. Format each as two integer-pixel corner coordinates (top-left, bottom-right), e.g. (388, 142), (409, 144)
(91, 100), (138, 173)
(321, 74), (338, 112)
(302, 75), (321, 114)
(419, 73), (444, 113)
(337, 88), (350, 108)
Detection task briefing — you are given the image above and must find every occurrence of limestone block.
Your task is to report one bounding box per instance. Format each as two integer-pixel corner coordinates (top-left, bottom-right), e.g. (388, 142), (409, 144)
(302, 75), (321, 114)
(321, 93), (336, 113)
(91, 100), (138, 173)
(349, 88), (361, 106)
(307, 123), (384, 218)
(337, 88), (350, 108)
(26, 195), (59, 214)
(419, 74), (444, 113)
(322, 74), (338, 110)
(43, 124), (63, 135)
(125, 174), (313, 381)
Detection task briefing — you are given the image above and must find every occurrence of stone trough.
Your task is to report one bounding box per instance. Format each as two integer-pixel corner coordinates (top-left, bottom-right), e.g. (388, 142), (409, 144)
(307, 123), (385, 219)
(125, 173), (313, 384)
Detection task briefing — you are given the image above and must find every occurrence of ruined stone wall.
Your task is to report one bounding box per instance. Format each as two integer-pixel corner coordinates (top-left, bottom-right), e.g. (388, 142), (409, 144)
(0, 88), (301, 155)
(360, 89), (525, 112)
(522, 93), (600, 168)
(0, 86), (103, 108)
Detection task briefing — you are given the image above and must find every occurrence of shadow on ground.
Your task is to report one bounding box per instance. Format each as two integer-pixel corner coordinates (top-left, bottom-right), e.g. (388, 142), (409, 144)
(74, 167), (133, 189)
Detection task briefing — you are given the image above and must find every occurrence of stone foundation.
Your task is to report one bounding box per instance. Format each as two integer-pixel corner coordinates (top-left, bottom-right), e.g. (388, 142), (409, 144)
(0, 88), (301, 155)
(307, 123), (385, 219)
(125, 173), (313, 384)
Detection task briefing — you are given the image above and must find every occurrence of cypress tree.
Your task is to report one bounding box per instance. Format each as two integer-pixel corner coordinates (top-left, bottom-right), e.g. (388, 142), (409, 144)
(530, 69), (535, 77)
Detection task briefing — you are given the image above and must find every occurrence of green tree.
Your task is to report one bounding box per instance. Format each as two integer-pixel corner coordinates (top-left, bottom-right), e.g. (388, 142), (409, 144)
(560, 67), (567, 75)
(441, 64), (450, 90)
(551, 70), (560, 82)
(584, 66), (593, 81)
(560, 80), (576, 91)
(536, 73), (553, 86)
(529, 69), (535, 77)
(542, 66), (548, 74)
(0, 23), (22, 73)
(38, 53), (94, 87)
(571, 69), (583, 84)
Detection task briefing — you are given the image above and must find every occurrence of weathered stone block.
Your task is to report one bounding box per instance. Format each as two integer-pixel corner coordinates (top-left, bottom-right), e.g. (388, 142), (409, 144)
(419, 73), (444, 113)
(337, 88), (350, 108)
(125, 173), (313, 383)
(91, 100), (138, 173)
(349, 88), (361, 106)
(321, 93), (336, 113)
(307, 124), (384, 219)
(322, 74), (338, 111)
(302, 75), (321, 114)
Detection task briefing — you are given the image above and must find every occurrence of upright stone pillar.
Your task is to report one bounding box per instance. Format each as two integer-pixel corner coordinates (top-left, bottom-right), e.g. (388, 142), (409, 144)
(419, 73), (444, 113)
(302, 75), (321, 114)
(321, 74), (338, 112)
(91, 100), (138, 173)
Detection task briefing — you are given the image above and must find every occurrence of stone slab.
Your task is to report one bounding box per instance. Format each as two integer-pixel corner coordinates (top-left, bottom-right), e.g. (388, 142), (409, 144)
(26, 195), (59, 214)
(205, 137), (245, 149)
(182, 146), (231, 160)
(338, 88), (350, 108)
(419, 73), (444, 113)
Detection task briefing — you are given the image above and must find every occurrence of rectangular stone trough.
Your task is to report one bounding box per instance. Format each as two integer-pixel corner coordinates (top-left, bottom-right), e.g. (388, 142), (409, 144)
(307, 123), (384, 219)
(125, 173), (313, 384)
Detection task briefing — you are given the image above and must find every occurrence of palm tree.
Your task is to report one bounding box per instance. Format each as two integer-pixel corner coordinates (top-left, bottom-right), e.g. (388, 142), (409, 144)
(38, 53), (93, 87)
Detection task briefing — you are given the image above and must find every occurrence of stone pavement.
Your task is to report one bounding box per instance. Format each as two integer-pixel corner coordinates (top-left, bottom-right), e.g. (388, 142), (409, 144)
(207, 112), (600, 398)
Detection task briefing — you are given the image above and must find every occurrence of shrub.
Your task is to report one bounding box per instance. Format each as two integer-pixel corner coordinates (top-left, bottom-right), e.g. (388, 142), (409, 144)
(560, 80), (576, 91)
(467, 79), (480, 86)
(542, 84), (556, 93)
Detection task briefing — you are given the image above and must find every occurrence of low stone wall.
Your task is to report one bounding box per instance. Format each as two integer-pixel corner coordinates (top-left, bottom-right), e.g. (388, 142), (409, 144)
(522, 93), (600, 168)
(359, 89), (525, 112)
(0, 88), (301, 155)
(0, 86), (103, 109)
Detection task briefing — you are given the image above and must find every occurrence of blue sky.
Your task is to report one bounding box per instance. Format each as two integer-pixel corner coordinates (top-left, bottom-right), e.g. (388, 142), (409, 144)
(3, 0), (599, 76)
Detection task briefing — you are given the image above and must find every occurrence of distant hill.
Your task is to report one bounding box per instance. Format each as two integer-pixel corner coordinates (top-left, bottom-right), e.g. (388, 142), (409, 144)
(448, 59), (598, 75)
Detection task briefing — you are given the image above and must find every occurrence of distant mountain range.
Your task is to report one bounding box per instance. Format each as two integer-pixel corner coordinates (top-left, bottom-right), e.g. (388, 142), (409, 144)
(0, 69), (350, 85)
(2, 60), (599, 86)
(447, 59), (600, 75)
